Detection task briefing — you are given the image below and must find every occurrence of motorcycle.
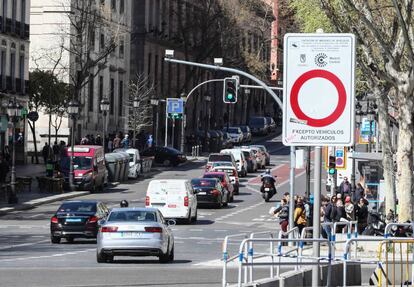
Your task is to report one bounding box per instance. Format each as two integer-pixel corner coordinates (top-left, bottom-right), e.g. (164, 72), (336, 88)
(260, 176), (277, 202)
(362, 211), (386, 236)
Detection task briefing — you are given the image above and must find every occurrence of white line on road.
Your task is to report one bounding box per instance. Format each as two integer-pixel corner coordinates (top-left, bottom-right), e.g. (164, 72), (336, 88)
(27, 214), (44, 218)
(0, 240), (49, 251)
(0, 248), (95, 262)
(189, 229), (203, 232)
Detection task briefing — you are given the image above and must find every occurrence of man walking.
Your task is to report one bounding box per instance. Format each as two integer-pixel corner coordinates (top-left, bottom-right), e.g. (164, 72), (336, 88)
(338, 177), (352, 199)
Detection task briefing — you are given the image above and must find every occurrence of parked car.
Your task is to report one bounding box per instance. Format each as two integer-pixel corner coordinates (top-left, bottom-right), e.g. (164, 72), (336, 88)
(238, 126), (252, 142)
(265, 117), (277, 133)
(191, 178), (227, 208)
(203, 172), (234, 202)
(221, 132), (234, 149)
(50, 200), (109, 244)
(250, 145), (271, 166)
(206, 153), (237, 171)
(145, 179), (197, 224)
(96, 207), (175, 263)
(141, 146), (186, 167)
(223, 127), (244, 144)
(248, 117), (268, 135)
(114, 148), (142, 179)
(60, 145), (106, 192)
(220, 148), (248, 177)
(249, 146), (266, 169)
(210, 165), (239, 194)
(237, 147), (258, 173)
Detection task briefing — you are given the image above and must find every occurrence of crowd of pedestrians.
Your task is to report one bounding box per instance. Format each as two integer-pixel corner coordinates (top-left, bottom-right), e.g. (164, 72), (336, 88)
(272, 176), (370, 237)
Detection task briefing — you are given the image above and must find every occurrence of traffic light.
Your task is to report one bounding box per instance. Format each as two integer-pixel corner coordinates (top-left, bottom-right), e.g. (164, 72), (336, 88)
(168, 113), (182, 120)
(223, 77), (238, 104)
(328, 156), (336, 175)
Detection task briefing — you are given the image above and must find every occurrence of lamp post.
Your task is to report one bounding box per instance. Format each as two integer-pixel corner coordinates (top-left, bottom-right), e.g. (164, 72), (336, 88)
(180, 93), (187, 153)
(133, 96), (140, 149)
(6, 98), (21, 204)
(367, 102), (377, 153)
(150, 99), (159, 146)
(67, 100), (79, 191)
(100, 98), (110, 152)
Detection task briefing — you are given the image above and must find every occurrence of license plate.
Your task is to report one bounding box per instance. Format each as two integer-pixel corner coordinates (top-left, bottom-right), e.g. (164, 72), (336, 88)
(197, 192), (206, 195)
(66, 218), (82, 222)
(121, 232), (142, 238)
(264, 188), (270, 191)
(152, 203), (165, 206)
(168, 204), (177, 208)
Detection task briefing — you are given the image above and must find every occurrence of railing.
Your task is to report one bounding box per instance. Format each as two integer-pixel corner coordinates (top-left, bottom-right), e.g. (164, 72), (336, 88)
(248, 231), (276, 282)
(384, 222), (414, 238)
(191, 145), (201, 157)
(222, 232), (249, 287)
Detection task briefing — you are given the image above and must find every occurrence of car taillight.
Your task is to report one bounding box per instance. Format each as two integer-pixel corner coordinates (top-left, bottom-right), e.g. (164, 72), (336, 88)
(184, 196), (189, 207)
(51, 216), (58, 224)
(100, 226), (118, 232)
(145, 196), (150, 206)
(264, 183), (272, 188)
(211, 189), (220, 196)
(87, 216), (98, 224)
(145, 227), (162, 233)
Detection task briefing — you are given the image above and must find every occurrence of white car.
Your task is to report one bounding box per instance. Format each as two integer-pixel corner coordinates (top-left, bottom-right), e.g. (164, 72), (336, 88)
(97, 207), (175, 263)
(249, 146), (266, 169)
(146, 179), (198, 224)
(224, 127), (244, 144)
(220, 149), (248, 177)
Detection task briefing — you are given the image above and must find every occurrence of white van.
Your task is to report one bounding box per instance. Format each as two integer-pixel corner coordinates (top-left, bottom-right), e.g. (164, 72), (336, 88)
(145, 179), (198, 224)
(220, 149), (248, 177)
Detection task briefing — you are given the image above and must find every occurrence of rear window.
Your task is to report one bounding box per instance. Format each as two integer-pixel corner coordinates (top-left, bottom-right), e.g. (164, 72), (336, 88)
(209, 154), (232, 162)
(203, 174), (224, 181)
(227, 128), (239, 133)
(108, 211), (157, 222)
(149, 181), (186, 194)
(249, 118), (264, 125)
(58, 202), (96, 213)
(191, 179), (216, 187)
(242, 151), (250, 158)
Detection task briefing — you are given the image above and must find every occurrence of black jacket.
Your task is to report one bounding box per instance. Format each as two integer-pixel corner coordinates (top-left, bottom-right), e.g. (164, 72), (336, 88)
(356, 204), (368, 224)
(324, 203), (336, 222)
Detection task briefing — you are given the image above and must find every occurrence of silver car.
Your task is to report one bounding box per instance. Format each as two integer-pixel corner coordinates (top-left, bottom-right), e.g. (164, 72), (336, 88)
(96, 207), (175, 263)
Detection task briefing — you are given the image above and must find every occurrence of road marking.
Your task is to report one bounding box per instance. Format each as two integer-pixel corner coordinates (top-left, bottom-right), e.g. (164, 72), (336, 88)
(27, 214), (44, 218)
(189, 229), (203, 232)
(0, 240), (49, 251)
(215, 201), (263, 222)
(0, 248), (95, 262)
(213, 229), (228, 232)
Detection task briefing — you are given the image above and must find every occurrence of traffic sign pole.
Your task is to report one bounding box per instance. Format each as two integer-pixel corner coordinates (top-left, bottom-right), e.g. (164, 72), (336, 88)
(164, 103), (168, 147)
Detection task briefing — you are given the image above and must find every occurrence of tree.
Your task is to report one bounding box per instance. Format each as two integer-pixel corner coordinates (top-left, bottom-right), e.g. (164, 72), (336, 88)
(291, 0), (413, 221)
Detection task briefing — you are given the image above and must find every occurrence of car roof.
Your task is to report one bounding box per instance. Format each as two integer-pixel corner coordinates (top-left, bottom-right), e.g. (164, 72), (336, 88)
(62, 200), (99, 204)
(110, 207), (158, 212)
(212, 166), (236, 170)
(204, 171), (226, 175)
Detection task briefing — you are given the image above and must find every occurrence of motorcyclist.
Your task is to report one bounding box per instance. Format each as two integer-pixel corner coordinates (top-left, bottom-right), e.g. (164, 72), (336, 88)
(120, 200), (129, 208)
(261, 169), (276, 185)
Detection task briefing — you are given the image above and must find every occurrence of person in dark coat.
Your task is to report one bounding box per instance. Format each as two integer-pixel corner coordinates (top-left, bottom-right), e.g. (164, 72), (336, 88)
(355, 197), (369, 234)
(335, 199), (346, 233)
(323, 195), (337, 238)
(338, 177), (352, 199)
(353, 183), (365, 202)
(42, 143), (51, 164)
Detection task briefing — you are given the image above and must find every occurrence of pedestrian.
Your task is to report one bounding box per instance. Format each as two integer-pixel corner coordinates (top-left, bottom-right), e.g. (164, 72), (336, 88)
(121, 134), (130, 148)
(339, 176), (352, 199)
(95, 135), (102, 146)
(107, 137), (113, 152)
(294, 197), (307, 234)
(355, 197), (369, 234)
(344, 195), (355, 221)
(323, 195), (337, 238)
(147, 134), (154, 149)
(42, 143), (50, 164)
(0, 154), (10, 184)
(272, 198), (289, 232)
(52, 141), (60, 162)
(321, 197), (329, 238)
(335, 199), (346, 233)
(353, 183), (365, 202)
(113, 134), (121, 149)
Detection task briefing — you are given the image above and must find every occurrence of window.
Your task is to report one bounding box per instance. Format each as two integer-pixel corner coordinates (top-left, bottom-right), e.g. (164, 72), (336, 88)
(88, 75), (94, 112)
(120, 0), (124, 14)
(99, 76), (103, 105)
(147, 52), (152, 79)
(10, 52), (15, 78)
(11, 0), (16, 21)
(119, 80), (123, 116)
(111, 0), (116, 11)
(19, 54), (24, 79)
(119, 38), (124, 58)
(100, 33), (105, 50)
(110, 78), (114, 115)
(21, 0), (26, 24)
(0, 50), (5, 76)
(2, 0), (7, 20)
(90, 30), (95, 51)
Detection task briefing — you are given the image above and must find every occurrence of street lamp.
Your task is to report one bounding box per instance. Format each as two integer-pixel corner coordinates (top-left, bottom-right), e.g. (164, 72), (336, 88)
(133, 96), (140, 148)
(180, 93), (187, 153)
(67, 99), (79, 191)
(100, 98), (110, 152)
(6, 98), (22, 204)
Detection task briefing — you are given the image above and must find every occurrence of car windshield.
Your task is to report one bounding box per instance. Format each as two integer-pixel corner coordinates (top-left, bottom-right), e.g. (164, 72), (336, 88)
(191, 179), (216, 187)
(209, 154), (231, 162)
(249, 118), (264, 125)
(227, 128), (239, 133)
(58, 202), (96, 213)
(61, 156), (92, 170)
(108, 210), (158, 222)
(204, 174), (224, 181)
(212, 162), (232, 167)
(239, 126), (248, 132)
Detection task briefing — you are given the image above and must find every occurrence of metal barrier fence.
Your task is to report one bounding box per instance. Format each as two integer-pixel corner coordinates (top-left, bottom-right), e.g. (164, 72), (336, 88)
(384, 222), (414, 238)
(222, 232), (249, 287)
(191, 145), (201, 157)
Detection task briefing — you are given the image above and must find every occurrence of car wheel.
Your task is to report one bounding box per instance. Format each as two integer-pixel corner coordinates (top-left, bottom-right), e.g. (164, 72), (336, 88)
(192, 209), (198, 222)
(159, 244), (171, 263)
(185, 211), (192, 224)
(168, 245), (174, 262)
(230, 193), (234, 202)
(96, 251), (106, 263)
(66, 237), (74, 243)
(51, 236), (61, 244)
(223, 195), (229, 207)
(163, 159), (171, 166)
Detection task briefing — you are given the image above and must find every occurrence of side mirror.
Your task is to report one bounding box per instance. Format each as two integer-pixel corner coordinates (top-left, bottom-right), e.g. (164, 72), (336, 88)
(167, 219), (176, 226)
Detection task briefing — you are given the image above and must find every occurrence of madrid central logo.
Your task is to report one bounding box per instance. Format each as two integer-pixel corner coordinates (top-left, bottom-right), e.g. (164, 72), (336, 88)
(315, 53), (328, 67)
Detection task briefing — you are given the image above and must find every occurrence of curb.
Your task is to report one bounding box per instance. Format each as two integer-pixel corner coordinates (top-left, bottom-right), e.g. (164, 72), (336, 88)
(0, 191), (90, 216)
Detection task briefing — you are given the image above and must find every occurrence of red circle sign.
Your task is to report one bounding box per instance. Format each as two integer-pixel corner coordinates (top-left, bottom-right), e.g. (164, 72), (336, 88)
(290, 69), (347, 127)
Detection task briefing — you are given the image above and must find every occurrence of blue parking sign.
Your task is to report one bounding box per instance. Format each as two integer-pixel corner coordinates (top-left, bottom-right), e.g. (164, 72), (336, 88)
(167, 98), (184, 114)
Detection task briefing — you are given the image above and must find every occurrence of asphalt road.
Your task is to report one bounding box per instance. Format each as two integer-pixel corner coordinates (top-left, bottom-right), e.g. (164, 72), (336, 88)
(0, 133), (318, 287)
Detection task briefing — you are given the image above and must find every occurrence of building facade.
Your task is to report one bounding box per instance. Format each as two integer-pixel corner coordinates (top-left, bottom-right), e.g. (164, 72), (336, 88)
(0, 0), (30, 162)
(29, 0), (131, 149)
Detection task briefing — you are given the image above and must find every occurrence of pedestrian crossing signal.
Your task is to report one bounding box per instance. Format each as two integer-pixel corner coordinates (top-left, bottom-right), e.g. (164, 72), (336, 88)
(223, 78), (238, 104)
(328, 156), (336, 175)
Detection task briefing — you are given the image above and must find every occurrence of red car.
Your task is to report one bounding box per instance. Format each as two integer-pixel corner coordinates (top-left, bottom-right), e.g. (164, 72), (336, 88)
(202, 172), (234, 203)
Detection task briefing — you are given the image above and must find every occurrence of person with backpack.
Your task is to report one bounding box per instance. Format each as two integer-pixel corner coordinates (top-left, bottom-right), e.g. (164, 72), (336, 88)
(294, 197), (307, 234)
(272, 198), (289, 232)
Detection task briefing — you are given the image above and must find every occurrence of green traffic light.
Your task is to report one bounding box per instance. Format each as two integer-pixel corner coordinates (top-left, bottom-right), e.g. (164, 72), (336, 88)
(328, 168), (336, 175)
(227, 93), (234, 100)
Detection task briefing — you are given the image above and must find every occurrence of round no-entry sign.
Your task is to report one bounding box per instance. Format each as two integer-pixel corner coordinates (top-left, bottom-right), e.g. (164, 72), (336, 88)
(290, 69), (347, 127)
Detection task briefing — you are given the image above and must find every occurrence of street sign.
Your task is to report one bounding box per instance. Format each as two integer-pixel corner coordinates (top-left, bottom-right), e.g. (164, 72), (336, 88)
(167, 98), (184, 114)
(358, 117), (376, 144)
(282, 33), (356, 146)
(335, 147), (346, 169)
